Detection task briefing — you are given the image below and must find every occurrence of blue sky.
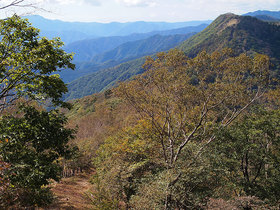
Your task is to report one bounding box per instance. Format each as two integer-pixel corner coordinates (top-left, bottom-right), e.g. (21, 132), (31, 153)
(1, 0), (280, 22)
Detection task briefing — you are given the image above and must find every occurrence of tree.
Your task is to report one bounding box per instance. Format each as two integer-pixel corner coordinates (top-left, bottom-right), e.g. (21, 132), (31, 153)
(213, 107), (280, 203)
(93, 120), (161, 209)
(0, 106), (76, 206)
(0, 15), (74, 112)
(0, 15), (75, 207)
(116, 49), (274, 208)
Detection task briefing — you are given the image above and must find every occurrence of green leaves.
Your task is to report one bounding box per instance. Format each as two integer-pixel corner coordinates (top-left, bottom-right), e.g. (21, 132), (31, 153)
(0, 106), (76, 206)
(0, 15), (76, 207)
(213, 108), (280, 202)
(0, 15), (75, 110)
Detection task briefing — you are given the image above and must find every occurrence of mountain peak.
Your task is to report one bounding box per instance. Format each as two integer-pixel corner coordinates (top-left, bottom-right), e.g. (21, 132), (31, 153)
(214, 13), (240, 34)
(179, 13), (280, 59)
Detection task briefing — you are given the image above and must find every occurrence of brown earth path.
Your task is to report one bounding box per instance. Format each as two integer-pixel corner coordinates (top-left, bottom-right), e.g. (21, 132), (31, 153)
(42, 171), (94, 210)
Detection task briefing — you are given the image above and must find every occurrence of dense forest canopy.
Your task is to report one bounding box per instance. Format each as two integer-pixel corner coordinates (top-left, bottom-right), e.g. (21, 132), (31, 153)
(88, 49), (279, 209)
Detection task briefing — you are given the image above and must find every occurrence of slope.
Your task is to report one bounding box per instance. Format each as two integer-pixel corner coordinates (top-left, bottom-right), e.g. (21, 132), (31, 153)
(61, 33), (195, 83)
(64, 57), (146, 101)
(91, 34), (194, 64)
(65, 13), (280, 101)
(179, 13), (280, 59)
(64, 24), (208, 62)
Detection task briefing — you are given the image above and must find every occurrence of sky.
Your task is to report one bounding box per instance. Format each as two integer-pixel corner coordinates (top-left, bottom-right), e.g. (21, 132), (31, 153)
(1, 0), (280, 22)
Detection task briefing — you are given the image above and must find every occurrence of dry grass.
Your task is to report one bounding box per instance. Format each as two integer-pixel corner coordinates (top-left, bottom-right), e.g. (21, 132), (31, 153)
(41, 171), (94, 210)
(206, 197), (278, 210)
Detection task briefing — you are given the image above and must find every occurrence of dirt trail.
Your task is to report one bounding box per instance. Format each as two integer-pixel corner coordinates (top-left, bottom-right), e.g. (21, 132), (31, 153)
(43, 171), (94, 209)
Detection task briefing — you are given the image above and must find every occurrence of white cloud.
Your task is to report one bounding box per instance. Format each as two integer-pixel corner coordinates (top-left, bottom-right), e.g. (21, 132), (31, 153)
(116, 0), (156, 7)
(45, 0), (101, 6)
(10, 0), (280, 23)
(46, 0), (75, 4)
(83, 0), (101, 6)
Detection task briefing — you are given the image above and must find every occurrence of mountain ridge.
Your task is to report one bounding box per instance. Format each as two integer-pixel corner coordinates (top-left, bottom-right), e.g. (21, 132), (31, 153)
(61, 33), (194, 83)
(65, 24), (208, 62)
(91, 34), (194, 64)
(64, 13), (280, 101)
(25, 15), (212, 44)
(243, 10), (280, 19)
(60, 24), (208, 83)
(179, 13), (280, 58)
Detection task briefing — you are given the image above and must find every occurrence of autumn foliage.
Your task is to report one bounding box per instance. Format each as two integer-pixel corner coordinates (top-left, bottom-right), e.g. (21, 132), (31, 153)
(81, 49), (280, 209)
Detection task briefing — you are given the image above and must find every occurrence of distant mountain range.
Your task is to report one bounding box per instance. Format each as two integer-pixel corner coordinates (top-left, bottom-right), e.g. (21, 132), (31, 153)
(243, 10), (280, 23)
(59, 24), (208, 83)
(25, 15), (212, 44)
(23, 15), (210, 84)
(91, 34), (194, 64)
(64, 24), (208, 62)
(60, 33), (196, 83)
(244, 10), (280, 19)
(64, 12), (280, 101)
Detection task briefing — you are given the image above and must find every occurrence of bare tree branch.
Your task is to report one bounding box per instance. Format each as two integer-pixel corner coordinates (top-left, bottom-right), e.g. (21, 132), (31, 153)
(0, 0), (49, 15)
(0, 0), (34, 10)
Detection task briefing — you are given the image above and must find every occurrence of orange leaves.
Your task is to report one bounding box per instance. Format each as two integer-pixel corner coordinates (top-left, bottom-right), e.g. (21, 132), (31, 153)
(0, 138), (9, 144)
(0, 160), (10, 185)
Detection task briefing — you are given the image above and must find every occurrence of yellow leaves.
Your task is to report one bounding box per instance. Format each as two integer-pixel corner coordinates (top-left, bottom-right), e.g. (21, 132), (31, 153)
(97, 118), (160, 165)
(117, 137), (146, 154)
(265, 88), (280, 107)
(114, 48), (277, 176)
(0, 138), (9, 144)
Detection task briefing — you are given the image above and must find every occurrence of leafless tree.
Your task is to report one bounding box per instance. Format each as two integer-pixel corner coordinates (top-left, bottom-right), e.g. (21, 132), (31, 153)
(0, 0), (49, 16)
(0, 0), (38, 10)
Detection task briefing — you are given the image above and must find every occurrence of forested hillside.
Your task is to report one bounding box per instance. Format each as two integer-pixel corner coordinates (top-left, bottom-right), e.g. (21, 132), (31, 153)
(91, 34), (194, 64)
(179, 13), (280, 59)
(65, 24), (207, 63)
(59, 25), (207, 83)
(60, 33), (195, 83)
(66, 49), (280, 209)
(64, 57), (146, 100)
(65, 13), (280, 101)
(63, 32), (199, 100)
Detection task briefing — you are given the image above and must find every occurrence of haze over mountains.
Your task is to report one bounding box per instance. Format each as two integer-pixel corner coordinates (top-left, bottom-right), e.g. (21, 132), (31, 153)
(25, 15), (210, 84)
(244, 10), (280, 19)
(25, 10), (280, 101)
(60, 33), (196, 83)
(65, 24), (208, 62)
(26, 15), (212, 44)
